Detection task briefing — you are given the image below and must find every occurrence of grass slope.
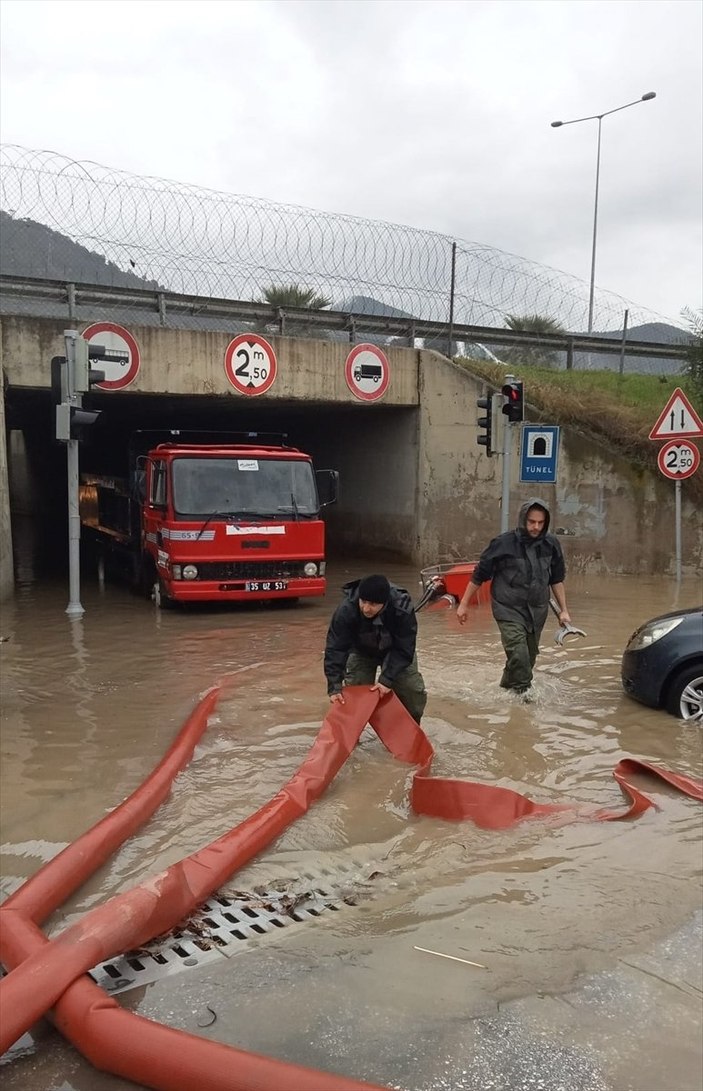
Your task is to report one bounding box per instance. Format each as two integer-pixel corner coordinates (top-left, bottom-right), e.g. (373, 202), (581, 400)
(456, 357), (703, 503)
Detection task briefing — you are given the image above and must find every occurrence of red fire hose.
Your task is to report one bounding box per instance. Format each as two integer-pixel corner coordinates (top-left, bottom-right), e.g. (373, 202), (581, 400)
(1, 685), (700, 1090)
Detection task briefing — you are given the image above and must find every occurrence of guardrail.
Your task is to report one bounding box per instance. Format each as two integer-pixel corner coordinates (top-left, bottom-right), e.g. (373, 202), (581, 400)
(0, 274), (688, 365)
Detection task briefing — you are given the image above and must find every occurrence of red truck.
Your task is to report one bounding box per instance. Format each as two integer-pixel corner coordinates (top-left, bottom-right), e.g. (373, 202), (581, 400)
(79, 432), (338, 607)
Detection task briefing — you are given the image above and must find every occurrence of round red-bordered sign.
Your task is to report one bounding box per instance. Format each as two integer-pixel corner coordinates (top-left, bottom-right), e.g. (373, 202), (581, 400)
(81, 322), (141, 390)
(224, 334), (277, 396)
(345, 344), (390, 401)
(657, 439), (700, 481)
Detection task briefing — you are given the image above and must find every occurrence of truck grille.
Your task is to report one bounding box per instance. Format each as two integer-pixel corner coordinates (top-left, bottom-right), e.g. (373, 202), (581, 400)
(195, 561), (308, 580)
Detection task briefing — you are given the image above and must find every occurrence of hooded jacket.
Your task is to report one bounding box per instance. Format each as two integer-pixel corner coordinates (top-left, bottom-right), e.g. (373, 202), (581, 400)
(324, 579), (418, 694)
(471, 499), (566, 631)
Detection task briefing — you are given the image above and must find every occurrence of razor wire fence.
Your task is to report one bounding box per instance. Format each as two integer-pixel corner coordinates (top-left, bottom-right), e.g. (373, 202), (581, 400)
(0, 144), (690, 375)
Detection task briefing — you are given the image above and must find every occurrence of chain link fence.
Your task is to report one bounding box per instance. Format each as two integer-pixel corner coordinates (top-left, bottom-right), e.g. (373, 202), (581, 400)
(0, 144), (687, 374)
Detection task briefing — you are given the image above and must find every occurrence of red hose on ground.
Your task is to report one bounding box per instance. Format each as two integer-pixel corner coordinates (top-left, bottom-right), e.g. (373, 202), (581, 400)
(3, 684), (222, 921)
(2, 916), (382, 1091)
(1, 686), (701, 1090)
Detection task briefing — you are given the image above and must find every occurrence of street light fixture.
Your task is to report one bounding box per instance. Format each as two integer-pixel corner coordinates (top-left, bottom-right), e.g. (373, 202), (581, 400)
(551, 92), (656, 335)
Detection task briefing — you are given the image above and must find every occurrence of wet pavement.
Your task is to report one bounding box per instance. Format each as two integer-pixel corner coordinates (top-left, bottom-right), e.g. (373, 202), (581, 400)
(1, 561), (702, 1090)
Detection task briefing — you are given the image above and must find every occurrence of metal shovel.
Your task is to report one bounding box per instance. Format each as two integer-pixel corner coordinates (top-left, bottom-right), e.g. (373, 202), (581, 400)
(549, 597), (587, 645)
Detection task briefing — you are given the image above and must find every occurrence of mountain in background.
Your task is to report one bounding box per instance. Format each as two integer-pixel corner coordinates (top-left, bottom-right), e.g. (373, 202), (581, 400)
(594, 320), (689, 344)
(337, 294), (415, 319)
(0, 211), (161, 289)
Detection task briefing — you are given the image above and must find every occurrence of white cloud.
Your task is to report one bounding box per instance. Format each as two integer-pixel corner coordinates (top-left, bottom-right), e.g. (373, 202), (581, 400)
(1, 0), (700, 320)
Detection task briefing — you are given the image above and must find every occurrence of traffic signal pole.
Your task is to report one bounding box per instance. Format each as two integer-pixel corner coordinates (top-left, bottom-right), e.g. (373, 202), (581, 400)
(64, 331), (85, 618)
(56, 331), (108, 617)
(500, 373), (515, 533)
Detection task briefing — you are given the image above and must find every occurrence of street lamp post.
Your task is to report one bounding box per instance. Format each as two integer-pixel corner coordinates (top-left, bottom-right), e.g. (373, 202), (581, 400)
(551, 92), (656, 335)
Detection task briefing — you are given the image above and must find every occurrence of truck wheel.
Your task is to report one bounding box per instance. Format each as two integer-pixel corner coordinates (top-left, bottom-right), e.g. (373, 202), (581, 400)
(153, 578), (171, 609)
(136, 556), (157, 599)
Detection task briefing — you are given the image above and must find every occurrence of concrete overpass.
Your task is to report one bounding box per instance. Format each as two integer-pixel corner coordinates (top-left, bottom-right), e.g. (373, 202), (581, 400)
(1, 311), (701, 599)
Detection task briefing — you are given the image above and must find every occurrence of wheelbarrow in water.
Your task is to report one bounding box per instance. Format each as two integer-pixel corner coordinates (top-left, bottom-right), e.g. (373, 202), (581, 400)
(416, 560), (587, 646)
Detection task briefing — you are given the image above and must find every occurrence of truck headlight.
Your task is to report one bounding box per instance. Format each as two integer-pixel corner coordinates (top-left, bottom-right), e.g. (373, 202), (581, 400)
(304, 562), (318, 577)
(172, 565), (182, 580)
(182, 564), (198, 581)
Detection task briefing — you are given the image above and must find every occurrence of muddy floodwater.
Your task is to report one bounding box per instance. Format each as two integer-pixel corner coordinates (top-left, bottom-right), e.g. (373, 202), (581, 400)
(1, 561), (702, 1091)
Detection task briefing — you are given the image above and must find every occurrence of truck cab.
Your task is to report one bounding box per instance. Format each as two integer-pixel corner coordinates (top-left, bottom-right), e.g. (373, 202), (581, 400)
(80, 434), (338, 607)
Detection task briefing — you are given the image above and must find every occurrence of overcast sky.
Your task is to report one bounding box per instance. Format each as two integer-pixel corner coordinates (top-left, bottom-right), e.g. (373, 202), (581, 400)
(1, 0), (701, 323)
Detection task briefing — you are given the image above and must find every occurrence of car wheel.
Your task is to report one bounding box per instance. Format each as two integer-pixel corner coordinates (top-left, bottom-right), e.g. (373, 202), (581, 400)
(665, 664), (703, 721)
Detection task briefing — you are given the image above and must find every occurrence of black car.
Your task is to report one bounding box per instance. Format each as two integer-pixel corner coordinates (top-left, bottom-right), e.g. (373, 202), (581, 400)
(621, 607), (703, 721)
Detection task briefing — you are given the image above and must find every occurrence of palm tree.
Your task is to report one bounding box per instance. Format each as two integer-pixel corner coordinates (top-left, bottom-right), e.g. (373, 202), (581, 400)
(502, 313), (567, 368)
(260, 284), (332, 310)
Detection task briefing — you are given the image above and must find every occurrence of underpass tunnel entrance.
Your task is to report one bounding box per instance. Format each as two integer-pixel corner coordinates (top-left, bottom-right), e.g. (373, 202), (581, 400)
(5, 388), (420, 584)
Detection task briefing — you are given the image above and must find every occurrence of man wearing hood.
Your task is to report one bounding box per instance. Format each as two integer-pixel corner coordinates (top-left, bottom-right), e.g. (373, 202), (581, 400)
(456, 499), (571, 696)
(324, 574), (427, 723)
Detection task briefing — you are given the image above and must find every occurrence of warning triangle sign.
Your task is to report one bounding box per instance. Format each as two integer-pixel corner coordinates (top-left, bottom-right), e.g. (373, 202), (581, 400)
(649, 387), (703, 440)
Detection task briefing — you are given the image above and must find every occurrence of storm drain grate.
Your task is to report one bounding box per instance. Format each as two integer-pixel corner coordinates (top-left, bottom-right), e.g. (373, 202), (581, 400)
(88, 879), (365, 996)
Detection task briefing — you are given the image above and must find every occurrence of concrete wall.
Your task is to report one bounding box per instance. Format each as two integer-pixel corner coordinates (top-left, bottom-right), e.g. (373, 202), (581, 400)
(0, 332), (14, 600)
(323, 408), (420, 560)
(416, 351), (703, 576)
(0, 317), (418, 404)
(417, 350), (502, 563)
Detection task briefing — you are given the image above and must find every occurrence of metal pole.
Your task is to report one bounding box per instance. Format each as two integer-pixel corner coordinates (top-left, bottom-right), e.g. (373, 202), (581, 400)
(675, 480), (682, 583)
(618, 308), (629, 377)
(552, 95), (656, 338)
(500, 373), (514, 533)
(63, 329), (85, 618)
(66, 438), (84, 617)
(587, 117), (602, 336)
(447, 241), (456, 358)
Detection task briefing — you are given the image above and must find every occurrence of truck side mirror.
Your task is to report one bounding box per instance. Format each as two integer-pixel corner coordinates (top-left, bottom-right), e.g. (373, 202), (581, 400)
(134, 469), (146, 503)
(316, 469), (339, 507)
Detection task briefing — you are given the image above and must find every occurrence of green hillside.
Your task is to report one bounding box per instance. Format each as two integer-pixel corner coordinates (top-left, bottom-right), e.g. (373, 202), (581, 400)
(458, 357), (703, 503)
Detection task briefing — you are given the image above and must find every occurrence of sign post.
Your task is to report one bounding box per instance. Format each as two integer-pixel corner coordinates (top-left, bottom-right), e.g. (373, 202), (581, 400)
(519, 425), (560, 484)
(649, 387), (703, 582)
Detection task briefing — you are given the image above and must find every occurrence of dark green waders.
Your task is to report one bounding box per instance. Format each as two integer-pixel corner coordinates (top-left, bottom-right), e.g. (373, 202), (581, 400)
(497, 620), (542, 692)
(344, 652), (428, 724)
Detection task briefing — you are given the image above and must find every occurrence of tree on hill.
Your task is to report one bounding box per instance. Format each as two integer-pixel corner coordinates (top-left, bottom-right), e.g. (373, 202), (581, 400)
(260, 284), (331, 310)
(680, 307), (703, 401)
(502, 313), (567, 368)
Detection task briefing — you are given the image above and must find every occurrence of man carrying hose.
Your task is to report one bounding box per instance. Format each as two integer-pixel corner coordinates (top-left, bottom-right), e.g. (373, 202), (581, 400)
(456, 499), (571, 698)
(324, 574), (427, 724)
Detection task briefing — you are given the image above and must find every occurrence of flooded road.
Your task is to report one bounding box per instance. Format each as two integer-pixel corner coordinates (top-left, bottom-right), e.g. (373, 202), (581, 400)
(1, 561), (702, 1090)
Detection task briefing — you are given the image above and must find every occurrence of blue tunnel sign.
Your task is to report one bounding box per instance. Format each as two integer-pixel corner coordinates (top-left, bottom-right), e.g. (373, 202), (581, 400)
(519, 425), (560, 483)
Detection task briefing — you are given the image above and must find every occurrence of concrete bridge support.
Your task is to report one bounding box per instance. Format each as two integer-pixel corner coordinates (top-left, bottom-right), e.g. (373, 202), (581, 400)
(0, 339), (15, 601)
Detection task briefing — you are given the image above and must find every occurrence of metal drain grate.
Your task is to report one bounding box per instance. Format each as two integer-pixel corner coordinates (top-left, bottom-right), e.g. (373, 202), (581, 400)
(88, 882), (354, 996)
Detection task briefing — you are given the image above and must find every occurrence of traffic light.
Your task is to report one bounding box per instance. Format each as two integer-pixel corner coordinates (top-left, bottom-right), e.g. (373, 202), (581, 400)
(53, 333), (106, 443)
(55, 403), (102, 442)
(72, 337), (107, 393)
(501, 380), (524, 422)
(476, 394), (493, 457)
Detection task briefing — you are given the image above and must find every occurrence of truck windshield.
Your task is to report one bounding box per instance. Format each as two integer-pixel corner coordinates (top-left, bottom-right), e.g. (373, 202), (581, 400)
(171, 457), (319, 519)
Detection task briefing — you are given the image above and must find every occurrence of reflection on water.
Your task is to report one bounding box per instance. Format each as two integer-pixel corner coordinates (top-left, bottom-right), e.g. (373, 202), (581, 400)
(1, 564), (702, 1086)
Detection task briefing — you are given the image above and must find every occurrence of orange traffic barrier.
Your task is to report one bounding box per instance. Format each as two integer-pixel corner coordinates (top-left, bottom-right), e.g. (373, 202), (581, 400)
(1, 686), (701, 1090)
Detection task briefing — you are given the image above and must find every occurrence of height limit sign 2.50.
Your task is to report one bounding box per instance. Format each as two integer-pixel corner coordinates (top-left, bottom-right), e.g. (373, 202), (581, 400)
(657, 440), (700, 481)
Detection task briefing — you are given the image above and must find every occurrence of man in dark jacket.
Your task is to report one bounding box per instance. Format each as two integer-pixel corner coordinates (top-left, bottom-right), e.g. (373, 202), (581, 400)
(456, 499), (571, 695)
(324, 574), (427, 723)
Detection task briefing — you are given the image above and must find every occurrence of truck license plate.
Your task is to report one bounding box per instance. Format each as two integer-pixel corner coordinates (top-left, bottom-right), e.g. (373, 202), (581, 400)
(245, 580), (288, 592)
